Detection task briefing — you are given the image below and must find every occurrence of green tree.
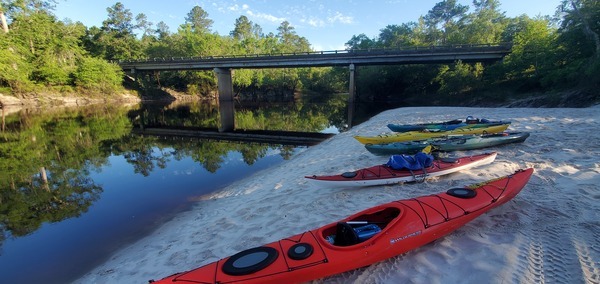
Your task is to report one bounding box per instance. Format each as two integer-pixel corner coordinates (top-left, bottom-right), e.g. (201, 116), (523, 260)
(0, 1), (91, 91)
(0, 32), (32, 90)
(434, 60), (484, 96)
(345, 33), (375, 49)
(102, 2), (134, 35)
(276, 21), (310, 52)
(230, 15), (263, 54)
(453, 0), (507, 44)
(155, 21), (170, 39)
(231, 15), (258, 41)
(84, 2), (143, 60)
(73, 57), (123, 93)
(185, 5), (213, 34)
(494, 15), (556, 89)
(424, 0), (469, 44)
(549, 0), (600, 88)
(28, 15), (86, 85)
(135, 13), (153, 37)
(559, 0), (600, 57)
(1, 3), (9, 33)
(378, 22), (423, 47)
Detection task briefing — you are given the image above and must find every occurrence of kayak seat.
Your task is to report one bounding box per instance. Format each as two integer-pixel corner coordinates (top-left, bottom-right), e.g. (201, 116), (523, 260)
(334, 222), (359, 246)
(341, 171), (358, 178)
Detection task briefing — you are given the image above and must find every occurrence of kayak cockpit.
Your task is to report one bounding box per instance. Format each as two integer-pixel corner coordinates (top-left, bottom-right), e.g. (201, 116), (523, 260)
(322, 207), (401, 247)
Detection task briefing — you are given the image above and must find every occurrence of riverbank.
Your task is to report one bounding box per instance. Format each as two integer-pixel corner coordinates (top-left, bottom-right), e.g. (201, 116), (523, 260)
(0, 92), (141, 109)
(2, 87), (599, 111)
(76, 106), (600, 283)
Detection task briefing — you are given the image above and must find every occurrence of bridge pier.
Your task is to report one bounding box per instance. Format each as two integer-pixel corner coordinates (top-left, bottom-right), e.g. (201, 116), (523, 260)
(214, 68), (235, 132)
(348, 64), (356, 104)
(348, 64), (356, 127)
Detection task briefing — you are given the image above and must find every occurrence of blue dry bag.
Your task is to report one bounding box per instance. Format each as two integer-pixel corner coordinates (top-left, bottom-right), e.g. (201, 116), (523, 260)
(386, 152), (434, 170)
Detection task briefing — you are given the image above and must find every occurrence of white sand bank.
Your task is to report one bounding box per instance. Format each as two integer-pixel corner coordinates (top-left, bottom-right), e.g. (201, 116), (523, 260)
(76, 106), (600, 284)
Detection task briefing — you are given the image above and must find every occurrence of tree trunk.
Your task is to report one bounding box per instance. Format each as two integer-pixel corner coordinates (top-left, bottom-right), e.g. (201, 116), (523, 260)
(1, 106), (5, 132)
(154, 70), (161, 87)
(571, 0), (600, 58)
(40, 167), (50, 191)
(0, 11), (8, 33)
(29, 37), (35, 54)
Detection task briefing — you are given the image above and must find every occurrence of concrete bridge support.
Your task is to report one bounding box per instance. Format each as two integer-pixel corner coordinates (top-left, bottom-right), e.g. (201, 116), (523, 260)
(214, 68), (235, 132)
(348, 64), (356, 104)
(347, 64), (356, 127)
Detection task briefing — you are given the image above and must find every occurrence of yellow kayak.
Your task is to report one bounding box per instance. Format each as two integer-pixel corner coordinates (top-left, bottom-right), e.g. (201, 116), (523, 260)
(354, 124), (510, 144)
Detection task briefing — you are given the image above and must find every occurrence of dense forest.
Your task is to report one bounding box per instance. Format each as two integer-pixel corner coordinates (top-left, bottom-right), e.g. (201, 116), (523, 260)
(0, 0), (599, 106)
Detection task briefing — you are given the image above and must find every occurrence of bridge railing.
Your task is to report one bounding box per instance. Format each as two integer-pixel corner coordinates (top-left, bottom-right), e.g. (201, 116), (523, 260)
(118, 43), (512, 64)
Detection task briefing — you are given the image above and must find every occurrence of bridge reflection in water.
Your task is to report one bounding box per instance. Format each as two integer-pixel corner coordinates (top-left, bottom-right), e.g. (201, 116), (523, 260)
(132, 99), (340, 146)
(131, 127), (334, 146)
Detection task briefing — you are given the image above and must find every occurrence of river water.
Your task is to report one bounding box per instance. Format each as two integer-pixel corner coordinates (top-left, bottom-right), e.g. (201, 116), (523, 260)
(0, 94), (399, 283)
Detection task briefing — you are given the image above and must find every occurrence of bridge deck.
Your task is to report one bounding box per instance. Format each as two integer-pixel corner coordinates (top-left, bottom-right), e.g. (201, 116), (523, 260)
(119, 44), (511, 71)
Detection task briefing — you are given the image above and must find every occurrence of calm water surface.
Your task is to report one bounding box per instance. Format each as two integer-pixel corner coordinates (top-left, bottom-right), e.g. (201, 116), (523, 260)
(0, 95), (400, 283)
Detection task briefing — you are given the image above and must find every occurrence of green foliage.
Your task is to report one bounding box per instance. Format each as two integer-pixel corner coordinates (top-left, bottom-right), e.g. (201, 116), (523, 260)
(490, 16), (557, 89)
(345, 33), (376, 49)
(1, 0), (599, 103)
(185, 5), (213, 34)
(0, 34), (32, 90)
(0, 1), (128, 94)
(452, 0), (507, 44)
(102, 2), (134, 35)
(299, 67), (346, 93)
(73, 57), (123, 93)
(0, 1), (325, 96)
(424, 0), (469, 44)
(434, 61), (484, 95)
(344, 0), (600, 103)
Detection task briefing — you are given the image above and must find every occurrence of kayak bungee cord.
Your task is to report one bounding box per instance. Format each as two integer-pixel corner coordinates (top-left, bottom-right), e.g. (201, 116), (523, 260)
(395, 172), (517, 228)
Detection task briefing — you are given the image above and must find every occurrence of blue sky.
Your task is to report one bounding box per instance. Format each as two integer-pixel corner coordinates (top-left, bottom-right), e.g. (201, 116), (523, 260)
(54, 0), (562, 51)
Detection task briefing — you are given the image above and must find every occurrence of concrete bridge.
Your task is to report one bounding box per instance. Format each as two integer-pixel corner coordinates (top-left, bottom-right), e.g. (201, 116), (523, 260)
(119, 43), (511, 70)
(119, 43), (511, 131)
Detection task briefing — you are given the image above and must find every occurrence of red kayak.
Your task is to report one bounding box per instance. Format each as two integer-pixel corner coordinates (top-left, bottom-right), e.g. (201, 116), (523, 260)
(305, 152), (497, 187)
(150, 168), (533, 284)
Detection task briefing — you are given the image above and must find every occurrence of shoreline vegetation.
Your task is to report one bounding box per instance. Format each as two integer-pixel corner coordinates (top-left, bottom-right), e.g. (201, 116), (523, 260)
(1, 1), (599, 111)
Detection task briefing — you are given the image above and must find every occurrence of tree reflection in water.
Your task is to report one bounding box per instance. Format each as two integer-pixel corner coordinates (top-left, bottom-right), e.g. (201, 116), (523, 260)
(0, 93), (347, 247)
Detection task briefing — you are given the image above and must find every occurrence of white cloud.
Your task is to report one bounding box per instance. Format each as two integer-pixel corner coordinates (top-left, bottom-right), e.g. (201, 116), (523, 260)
(327, 11), (353, 24)
(246, 10), (285, 23)
(228, 4), (249, 11)
(302, 17), (325, 27)
(228, 4), (240, 11)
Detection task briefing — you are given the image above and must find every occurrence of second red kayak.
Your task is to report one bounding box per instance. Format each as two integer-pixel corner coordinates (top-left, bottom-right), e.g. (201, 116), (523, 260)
(305, 152), (497, 188)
